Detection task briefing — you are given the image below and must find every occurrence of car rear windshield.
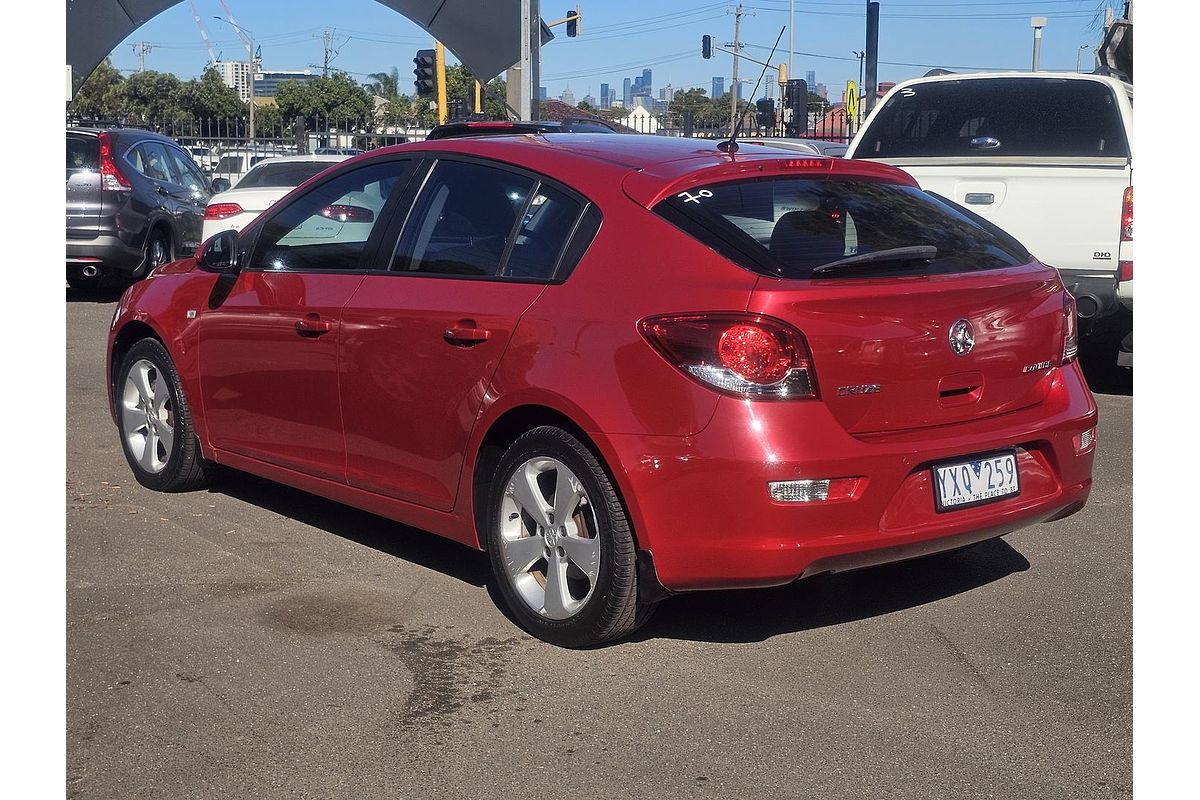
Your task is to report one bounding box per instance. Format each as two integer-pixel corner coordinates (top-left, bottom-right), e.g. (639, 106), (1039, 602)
(854, 78), (1129, 159)
(67, 134), (99, 175)
(237, 161), (336, 188)
(655, 176), (1031, 280)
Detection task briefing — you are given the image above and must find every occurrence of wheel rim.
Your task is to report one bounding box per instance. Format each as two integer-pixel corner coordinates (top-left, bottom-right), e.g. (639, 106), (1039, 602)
(149, 237), (168, 268)
(498, 457), (601, 620)
(120, 358), (175, 474)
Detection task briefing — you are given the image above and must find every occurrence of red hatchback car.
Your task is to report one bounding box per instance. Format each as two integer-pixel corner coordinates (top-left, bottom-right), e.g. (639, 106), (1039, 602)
(107, 135), (1097, 646)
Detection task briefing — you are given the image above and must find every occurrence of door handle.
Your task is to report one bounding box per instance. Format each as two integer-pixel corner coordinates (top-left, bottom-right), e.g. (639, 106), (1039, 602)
(443, 323), (491, 346)
(296, 313), (334, 337)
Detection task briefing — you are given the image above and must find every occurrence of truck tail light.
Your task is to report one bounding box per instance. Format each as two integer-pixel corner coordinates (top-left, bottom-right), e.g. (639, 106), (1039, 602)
(639, 314), (818, 400)
(1118, 260), (1133, 282)
(98, 132), (131, 192)
(1121, 186), (1132, 241)
(1061, 292), (1078, 364)
(204, 203), (243, 220)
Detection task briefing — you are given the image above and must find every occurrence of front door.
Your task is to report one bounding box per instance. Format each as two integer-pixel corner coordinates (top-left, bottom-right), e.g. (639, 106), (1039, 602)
(340, 158), (587, 510)
(198, 159), (413, 481)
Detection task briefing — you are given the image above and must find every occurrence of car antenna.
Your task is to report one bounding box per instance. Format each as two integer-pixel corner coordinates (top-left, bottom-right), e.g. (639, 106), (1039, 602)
(718, 25), (786, 156)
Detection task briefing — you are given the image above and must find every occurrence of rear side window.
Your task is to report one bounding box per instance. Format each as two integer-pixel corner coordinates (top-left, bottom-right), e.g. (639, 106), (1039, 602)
(215, 155), (244, 173)
(237, 161), (336, 188)
(855, 78), (1129, 159)
(392, 160), (535, 277)
(655, 177), (1030, 280)
(502, 184), (583, 279)
(67, 135), (99, 176)
(130, 142), (174, 182)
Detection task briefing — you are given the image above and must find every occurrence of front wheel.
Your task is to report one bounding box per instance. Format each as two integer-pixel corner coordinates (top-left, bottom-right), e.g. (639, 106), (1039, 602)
(486, 427), (656, 647)
(116, 338), (208, 492)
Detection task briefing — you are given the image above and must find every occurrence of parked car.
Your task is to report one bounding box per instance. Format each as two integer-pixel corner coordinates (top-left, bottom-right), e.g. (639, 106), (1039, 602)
(202, 154), (350, 241)
(313, 147), (365, 156)
(751, 138), (849, 157)
(67, 127), (215, 288)
(106, 134), (1097, 646)
(184, 144), (217, 172)
(847, 72), (1133, 367)
(209, 148), (277, 185)
(425, 118), (619, 140)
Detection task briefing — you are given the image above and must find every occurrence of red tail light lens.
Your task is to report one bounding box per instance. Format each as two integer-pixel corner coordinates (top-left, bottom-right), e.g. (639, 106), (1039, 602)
(639, 314), (817, 400)
(1061, 292), (1079, 364)
(321, 204), (374, 223)
(97, 132), (131, 192)
(204, 202), (244, 220)
(1121, 186), (1132, 241)
(1118, 260), (1133, 282)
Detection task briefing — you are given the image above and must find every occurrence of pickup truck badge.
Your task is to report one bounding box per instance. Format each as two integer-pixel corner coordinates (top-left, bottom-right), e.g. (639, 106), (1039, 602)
(948, 318), (975, 357)
(837, 384), (882, 397)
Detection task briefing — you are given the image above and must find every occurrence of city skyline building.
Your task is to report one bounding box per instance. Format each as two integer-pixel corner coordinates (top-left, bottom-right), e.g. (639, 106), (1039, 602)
(712, 76), (724, 98)
(215, 60), (252, 102)
(599, 82), (610, 109)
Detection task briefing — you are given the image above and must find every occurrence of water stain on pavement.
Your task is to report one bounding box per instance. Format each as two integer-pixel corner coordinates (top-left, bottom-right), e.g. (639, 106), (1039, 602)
(262, 588), (401, 636)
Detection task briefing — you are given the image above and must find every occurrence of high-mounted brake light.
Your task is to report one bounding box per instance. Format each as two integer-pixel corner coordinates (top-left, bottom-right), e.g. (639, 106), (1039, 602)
(1061, 292), (1079, 364)
(639, 314), (817, 400)
(204, 202), (243, 220)
(466, 121), (514, 129)
(782, 159), (825, 169)
(97, 132), (131, 192)
(1121, 186), (1133, 241)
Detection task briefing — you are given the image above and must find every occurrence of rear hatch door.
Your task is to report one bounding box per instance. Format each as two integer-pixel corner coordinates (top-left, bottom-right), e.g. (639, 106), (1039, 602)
(66, 132), (101, 238)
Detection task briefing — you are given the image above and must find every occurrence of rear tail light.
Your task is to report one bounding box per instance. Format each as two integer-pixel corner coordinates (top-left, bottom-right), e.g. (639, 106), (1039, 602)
(1118, 260), (1133, 282)
(204, 202), (244, 220)
(1061, 292), (1079, 364)
(321, 204), (374, 223)
(1120, 186), (1133, 241)
(768, 477), (863, 503)
(639, 313), (817, 400)
(97, 132), (131, 192)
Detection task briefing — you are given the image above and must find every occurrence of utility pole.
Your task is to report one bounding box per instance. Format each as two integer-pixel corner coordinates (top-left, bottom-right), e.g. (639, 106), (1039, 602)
(788, 0), (794, 87)
(729, 3), (743, 133)
(132, 42), (156, 72)
(1031, 16), (1047, 72)
(323, 30), (331, 77)
(435, 41), (448, 125)
(214, 16), (256, 140)
(864, 2), (879, 116)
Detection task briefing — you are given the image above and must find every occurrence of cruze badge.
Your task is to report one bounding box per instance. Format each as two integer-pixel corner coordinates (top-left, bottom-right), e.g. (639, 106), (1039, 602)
(948, 318), (975, 357)
(1023, 360), (1053, 373)
(837, 384), (882, 397)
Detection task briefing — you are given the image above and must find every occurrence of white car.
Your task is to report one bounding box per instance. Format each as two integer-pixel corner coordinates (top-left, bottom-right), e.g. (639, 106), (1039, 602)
(202, 155), (349, 241)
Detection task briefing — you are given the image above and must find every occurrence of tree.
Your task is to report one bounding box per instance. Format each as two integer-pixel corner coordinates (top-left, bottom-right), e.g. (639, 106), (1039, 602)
(576, 99), (596, 113)
(180, 65), (245, 120)
(275, 72), (373, 127)
(112, 70), (189, 124)
(69, 58), (124, 120)
(366, 67), (402, 102)
(442, 64), (507, 120)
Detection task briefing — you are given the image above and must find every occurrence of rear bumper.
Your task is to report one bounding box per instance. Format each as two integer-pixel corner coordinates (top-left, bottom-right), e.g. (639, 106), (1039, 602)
(606, 364), (1097, 592)
(66, 235), (143, 274)
(1058, 268), (1120, 323)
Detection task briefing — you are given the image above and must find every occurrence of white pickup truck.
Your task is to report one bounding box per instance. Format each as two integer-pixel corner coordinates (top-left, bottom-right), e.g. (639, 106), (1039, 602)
(847, 72), (1133, 367)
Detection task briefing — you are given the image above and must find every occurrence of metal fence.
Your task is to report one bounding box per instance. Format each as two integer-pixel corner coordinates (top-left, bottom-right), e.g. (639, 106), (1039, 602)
(619, 107), (852, 144)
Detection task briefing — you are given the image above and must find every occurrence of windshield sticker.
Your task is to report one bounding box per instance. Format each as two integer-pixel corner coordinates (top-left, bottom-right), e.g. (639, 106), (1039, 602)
(677, 189), (713, 204)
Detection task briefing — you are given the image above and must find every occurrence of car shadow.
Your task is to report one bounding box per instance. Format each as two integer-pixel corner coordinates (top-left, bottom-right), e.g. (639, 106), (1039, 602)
(205, 469), (1030, 645)
(65, 282), (127, 304)
(205, 470), (492, 588)
(633, 538), (1030, 644)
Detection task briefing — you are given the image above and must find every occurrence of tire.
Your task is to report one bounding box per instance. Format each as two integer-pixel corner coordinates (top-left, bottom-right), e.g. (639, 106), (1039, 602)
(486, 426), (656, 647)
(115, 338), (208, 493)
(133, 228), (172, 281)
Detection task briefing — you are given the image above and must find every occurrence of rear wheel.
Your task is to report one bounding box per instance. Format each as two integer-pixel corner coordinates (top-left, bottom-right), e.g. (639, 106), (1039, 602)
(133, 228), (172, 280)
(486, 427), (656, 647)
(116, 338), (207, 492)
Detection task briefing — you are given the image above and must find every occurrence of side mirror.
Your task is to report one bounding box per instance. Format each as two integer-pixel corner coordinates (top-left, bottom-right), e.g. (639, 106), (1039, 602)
(210, 177), (231, 193)
(197, 230), (240, 273)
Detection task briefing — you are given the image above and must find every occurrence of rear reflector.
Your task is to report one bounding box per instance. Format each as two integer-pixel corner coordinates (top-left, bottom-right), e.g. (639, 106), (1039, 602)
(768, 477), (862, 503)
(1118, 260), (1133, 282)
(1074, 427), (1096, 454)
(204, 202), (243, 220)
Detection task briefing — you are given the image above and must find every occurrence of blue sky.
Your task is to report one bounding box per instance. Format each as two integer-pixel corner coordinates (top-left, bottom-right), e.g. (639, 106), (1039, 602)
(108, 0), (1120, 101)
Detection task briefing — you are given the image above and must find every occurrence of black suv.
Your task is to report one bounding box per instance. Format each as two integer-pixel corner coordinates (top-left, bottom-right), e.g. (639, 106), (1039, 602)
(66, 127), (216, 288)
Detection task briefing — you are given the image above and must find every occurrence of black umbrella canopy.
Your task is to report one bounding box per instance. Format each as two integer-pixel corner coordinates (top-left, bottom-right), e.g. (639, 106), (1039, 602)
(67, 0), (538, 95)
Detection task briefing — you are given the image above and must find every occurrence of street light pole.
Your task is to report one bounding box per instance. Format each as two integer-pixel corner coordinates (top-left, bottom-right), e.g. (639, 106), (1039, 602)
(1030, 16), (1047, 72)
(215, 16), (255, 140)
(1077, 44), (1092, 73)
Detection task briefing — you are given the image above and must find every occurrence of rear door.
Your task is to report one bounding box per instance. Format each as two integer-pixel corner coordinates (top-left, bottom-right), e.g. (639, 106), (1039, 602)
(198, 158), (415, 480)
(339, 157), (587, 510)
(66, 132), (101, 238)
(849, 77), (1132, 273)
(162, 143), (212, 252)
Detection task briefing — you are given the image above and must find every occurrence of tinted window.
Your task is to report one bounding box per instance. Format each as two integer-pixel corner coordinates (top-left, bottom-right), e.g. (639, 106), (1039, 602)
(237, 161), (338, 188)
(67, 135), (99, 176)
(656, 177), (1029, 279)
(392, 160), (534, 277)
(131, 142), (174, 181)
(855, 78), (1129, 159)
(251, 161), (408, 272)
(164, 146), (208, 193)
(215, 155), (244, 173)
(502, 184), (583, 279)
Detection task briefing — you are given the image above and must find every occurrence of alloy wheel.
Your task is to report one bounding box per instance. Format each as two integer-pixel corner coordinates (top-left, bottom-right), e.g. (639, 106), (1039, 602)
(120, 358), (175, 474)
(498, 457), (601, 620)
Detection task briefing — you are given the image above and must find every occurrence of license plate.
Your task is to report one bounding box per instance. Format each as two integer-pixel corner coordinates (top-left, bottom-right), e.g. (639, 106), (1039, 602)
(932, 450), (1021, 512)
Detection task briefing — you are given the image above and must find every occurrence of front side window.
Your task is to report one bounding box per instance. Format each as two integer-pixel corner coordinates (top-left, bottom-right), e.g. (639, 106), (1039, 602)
(164, 146), (209, 194)
(392, 160), (534, 277)
(656, 176), (1030, 280)
(249, 161), (410, 272)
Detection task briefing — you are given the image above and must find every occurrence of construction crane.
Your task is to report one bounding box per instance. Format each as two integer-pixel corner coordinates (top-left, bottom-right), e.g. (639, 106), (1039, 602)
(189, 1), (217, 64)
(218, 0), (253, 54)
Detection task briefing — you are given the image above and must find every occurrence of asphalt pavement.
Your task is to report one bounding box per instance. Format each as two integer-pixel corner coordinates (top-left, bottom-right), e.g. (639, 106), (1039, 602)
(67, 290), (1132, 799)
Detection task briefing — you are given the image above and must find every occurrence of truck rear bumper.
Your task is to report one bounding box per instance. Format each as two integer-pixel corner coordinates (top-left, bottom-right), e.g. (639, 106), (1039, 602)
(1057, 268), (1120, 323)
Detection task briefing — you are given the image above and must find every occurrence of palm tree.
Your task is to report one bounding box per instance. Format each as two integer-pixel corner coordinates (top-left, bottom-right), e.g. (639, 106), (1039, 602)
(366, 67), (401, 102)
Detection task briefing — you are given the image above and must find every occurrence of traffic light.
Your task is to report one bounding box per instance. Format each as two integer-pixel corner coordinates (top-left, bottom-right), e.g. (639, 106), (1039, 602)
(755, 98), (776, 130)
(413, 49), (436, 97)
(566, 7), (580, 37)
(783, 78), (808, 137)
(702, 34), (713, 59)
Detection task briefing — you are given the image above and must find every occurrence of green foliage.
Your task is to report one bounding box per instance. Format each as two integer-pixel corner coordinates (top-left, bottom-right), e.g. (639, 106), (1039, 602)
(113, 70), (189, 123)
(180, 65), (245, 119)
(70, 58), (124, 120)
(442, 64), (507, 120)
(272, 72), (373, 126)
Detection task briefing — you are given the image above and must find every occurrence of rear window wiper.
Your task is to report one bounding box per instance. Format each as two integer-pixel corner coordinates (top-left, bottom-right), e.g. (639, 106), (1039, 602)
(812, 246), (938, 275)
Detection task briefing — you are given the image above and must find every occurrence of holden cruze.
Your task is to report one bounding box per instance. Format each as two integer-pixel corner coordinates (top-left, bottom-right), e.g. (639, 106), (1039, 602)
(106, 134), (1097, 647)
